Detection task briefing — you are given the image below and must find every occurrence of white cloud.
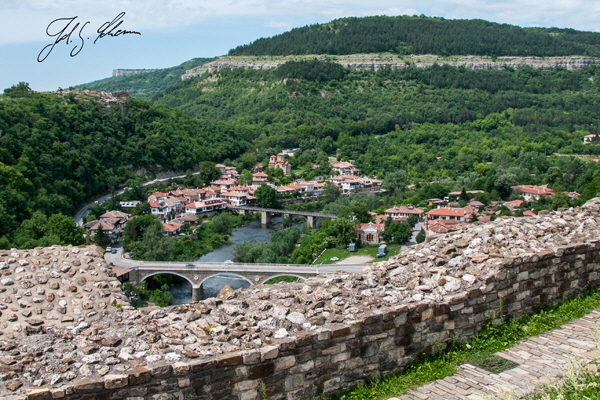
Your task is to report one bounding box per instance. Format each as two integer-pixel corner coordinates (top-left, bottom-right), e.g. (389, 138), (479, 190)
(2, 0), (600, 46)
(265, 21), (292, 30)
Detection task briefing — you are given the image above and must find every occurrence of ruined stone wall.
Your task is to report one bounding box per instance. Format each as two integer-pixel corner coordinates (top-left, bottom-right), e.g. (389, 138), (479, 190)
(8, 199), (600, 400)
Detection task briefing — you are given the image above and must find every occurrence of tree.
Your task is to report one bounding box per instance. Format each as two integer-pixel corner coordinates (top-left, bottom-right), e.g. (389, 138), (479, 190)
(382, 170), (408, 197)
(407, 215), (419, 228)
(382, 221), (412, 244)
(254, 184), (281, 209)
(322, 181), (341, 203)
(94, 223), (111, 248)
(123, 215), (162, 248)
(416, 228), (426, 244)
(47, 214), (84, 245)
(238, 170), (253, 186)
(3, 82), (33, 98)
(324, 217), (356, 248)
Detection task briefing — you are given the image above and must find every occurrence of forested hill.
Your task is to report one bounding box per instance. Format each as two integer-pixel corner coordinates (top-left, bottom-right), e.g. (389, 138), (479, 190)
(74, 58), (211, 99)
(0, 83), (251, 245)
(229, 15), (600, 57)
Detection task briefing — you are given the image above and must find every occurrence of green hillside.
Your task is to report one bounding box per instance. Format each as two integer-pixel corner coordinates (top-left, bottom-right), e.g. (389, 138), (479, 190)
(0, 83), (250, 245)
(229, 15), (600, 57)
(74, 58), (211, 99)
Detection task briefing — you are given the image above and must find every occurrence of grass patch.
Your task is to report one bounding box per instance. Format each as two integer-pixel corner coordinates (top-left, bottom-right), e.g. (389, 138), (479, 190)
(314, 244), (401, 264)
(264, 276), (300, 284)
(326, 287), (600, 400)
(525, 356), (600, 400)
(466, 352), (518, 374)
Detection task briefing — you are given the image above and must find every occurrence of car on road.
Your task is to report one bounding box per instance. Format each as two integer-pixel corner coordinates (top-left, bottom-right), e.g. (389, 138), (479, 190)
(111, 249), (117, 254)
(106, 247), (112, 253)
(185, 264), (195, 268)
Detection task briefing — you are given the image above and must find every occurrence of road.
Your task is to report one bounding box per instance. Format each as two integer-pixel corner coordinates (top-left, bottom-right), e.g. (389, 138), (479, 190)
(74, 172), (200, 226)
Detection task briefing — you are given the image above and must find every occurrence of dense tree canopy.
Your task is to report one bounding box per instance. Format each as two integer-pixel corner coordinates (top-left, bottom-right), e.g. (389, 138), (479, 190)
(229, 16), (600, 57)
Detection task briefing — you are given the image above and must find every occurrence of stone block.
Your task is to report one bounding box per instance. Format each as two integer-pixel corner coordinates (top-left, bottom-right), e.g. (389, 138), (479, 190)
(172, 362), (190, 376)
(216, 352), (243, 367)
(240, 389), (259, 400)
(285, 374), (305, 391)
(73, 378), (104, 394)
(126, 367), (152, 386)
(261, 346), (279, 361)
(243, 350), (261, 365)
(331, 326), (350, 338)
(150, 364), (172, 379)
(235, 379), (259, 391)
(178, 378), (190, 388)
(332, 352), (351, 363)
(26, 388), (52, 400)
(274, 356), (296, 371)
(104, 374), (128, 389)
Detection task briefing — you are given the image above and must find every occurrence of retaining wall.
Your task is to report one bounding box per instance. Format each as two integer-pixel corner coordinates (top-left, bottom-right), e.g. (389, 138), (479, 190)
(23, 240), (600, 400)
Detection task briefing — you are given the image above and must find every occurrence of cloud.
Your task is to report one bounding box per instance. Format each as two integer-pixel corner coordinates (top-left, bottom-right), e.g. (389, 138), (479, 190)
(265, 21), (292, 30)
(2, 0), (600, 46)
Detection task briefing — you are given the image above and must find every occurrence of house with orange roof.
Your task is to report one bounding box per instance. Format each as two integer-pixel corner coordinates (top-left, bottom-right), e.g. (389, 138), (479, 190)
(427, 220), (460, 234)
(332, 161), (360, 176)
(425, 207), (472, 226)
(184, 198), (228, 215)
(355, 222), (385, 244)
(511, 185), (555, 201)
(385, 205), (424, 221)
(163, 221), (183, 236)
(252, 172), (269, 185)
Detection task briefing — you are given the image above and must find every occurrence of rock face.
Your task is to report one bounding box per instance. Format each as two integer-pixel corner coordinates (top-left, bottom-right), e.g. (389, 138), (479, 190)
(181, 54), (600, 80)
(3, 198), (600, 399)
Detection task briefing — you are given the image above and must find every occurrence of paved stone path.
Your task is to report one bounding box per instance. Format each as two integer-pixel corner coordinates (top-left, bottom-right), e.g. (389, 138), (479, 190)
(390, 309), (600, 400)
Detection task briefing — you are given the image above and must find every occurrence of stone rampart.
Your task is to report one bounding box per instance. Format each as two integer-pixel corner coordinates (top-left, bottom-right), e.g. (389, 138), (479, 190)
(5, 199), (600, 400)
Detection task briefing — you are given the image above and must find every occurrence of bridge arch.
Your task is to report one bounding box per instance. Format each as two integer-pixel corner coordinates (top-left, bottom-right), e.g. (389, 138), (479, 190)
(198, 273), (253, 287)
(140, 271), (196, 288)
(261, 274), (307, 284)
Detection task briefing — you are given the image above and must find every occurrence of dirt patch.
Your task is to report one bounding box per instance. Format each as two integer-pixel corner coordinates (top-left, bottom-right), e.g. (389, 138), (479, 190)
(335, 255), (374, 264)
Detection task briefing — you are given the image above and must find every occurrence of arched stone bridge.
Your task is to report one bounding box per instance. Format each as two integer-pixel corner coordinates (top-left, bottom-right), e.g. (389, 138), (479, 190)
(228, 206), (337, 227)
(126, 261), (367, 301)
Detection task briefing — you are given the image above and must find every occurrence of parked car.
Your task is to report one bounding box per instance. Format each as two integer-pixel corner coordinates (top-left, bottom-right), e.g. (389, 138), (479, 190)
(106, 247), (112, 253)
(111, 249), (117, 254)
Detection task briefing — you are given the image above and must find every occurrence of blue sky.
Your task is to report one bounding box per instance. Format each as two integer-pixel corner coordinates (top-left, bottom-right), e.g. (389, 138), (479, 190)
(2, 0), (600, 92)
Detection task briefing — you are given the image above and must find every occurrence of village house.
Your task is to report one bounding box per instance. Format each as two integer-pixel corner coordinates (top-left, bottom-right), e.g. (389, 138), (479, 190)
(84, 211), (131, 243)
(184, 198), (228, 215)
(425, 207), (472, 226)
(355, 222), (385, 244)
(221, 191), (256, 206)
(173, 213), (199, 227)
(584, 134), (598, 144)
(268, 153), (292, 176)
(163, 221), (184, 236)
(427, 220), (461, 234)
(252, 172), (269, 185)
(211, 179), (237, 192)
(385, 205), (424, 221)
(332, 161), (360, 176)
(119, 201), (141, 210)
(511, 185), (555, 201)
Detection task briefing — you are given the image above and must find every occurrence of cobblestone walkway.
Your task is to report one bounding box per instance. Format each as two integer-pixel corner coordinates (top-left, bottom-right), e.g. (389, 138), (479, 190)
(390, 309), (600, 400)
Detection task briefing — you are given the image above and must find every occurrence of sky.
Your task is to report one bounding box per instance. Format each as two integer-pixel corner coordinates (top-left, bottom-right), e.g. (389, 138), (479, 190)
(2, 0), (600, 92)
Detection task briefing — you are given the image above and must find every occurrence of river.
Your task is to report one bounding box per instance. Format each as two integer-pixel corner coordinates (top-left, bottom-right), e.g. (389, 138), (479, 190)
(170, 216), (288, 304)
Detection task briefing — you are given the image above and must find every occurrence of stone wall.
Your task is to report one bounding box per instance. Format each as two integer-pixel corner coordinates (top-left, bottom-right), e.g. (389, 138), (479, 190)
(7, 198), (600, 400)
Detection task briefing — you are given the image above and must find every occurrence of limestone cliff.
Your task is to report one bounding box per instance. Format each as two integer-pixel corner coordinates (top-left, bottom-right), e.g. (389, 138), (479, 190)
(181, 54), (600, 80)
